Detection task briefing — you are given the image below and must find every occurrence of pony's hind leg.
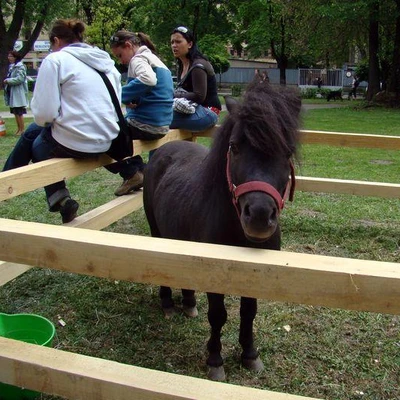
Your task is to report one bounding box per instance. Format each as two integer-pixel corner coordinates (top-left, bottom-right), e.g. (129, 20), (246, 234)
(206, 292), (227, 381)
(239, 297), (264, 372)
(181, 289), (198, 318)
(159, 286), (176, 318)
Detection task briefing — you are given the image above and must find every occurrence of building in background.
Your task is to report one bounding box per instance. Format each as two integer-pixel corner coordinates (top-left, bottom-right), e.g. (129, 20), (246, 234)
(14, 35), (50, 77)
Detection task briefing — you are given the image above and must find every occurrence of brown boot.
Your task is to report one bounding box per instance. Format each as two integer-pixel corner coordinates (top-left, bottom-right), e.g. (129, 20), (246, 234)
(114, 171), (144, 196)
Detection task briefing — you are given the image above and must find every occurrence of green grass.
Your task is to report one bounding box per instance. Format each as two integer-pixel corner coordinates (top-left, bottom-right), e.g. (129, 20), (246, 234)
(0, 101), (399, 399)
(302, 106), (400, 135)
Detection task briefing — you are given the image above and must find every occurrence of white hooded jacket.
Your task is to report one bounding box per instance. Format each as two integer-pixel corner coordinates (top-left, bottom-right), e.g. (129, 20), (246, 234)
(31, 43), (121, 153)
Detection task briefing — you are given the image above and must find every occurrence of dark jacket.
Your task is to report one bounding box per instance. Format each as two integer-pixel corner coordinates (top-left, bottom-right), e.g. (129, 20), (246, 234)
(175, 58), (221, 110)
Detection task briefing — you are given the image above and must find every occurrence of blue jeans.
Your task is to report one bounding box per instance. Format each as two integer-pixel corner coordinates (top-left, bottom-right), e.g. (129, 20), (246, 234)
(31, 127), (102, 210)
(2, 123), (42, 171)
(170, 105), (218, 131)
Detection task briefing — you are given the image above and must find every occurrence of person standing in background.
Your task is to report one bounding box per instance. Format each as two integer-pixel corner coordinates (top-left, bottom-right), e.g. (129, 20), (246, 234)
(350, 75), (360, 100)
(3, 51), (28, 136)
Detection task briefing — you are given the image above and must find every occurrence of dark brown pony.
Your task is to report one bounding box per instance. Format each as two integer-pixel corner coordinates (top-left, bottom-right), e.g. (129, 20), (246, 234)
(143, 81), (302, 380)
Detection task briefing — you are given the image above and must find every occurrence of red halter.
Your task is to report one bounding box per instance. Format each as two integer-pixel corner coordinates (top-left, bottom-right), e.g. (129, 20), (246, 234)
(226, 147), (296, 218)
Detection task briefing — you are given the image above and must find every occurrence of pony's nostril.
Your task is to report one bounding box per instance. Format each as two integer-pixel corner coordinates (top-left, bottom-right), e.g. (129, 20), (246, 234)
(243, 204), (251, 217)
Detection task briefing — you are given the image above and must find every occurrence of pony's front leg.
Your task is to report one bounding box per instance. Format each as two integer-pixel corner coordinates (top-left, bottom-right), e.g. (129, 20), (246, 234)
(206, 292), (227, 381)
(181, 289), (198, 318)
(159, 286), (175, 318)
(239, 297), (264, 372)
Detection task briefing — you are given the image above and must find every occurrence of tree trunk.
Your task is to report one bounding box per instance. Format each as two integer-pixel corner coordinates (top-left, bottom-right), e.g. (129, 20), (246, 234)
(386, 0), (400, 99)
(270, 17), (287, 85)
(278, 55), (288, 86)
(366, 1), (380, 101)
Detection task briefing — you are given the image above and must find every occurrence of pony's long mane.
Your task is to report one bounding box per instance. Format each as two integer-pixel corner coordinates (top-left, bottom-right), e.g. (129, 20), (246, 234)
(206, 82), (302, 183)
(238, 81), (301, 157)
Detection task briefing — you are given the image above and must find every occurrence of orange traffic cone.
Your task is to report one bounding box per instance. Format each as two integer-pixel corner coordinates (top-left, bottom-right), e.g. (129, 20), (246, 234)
(0, 117), (6, 137)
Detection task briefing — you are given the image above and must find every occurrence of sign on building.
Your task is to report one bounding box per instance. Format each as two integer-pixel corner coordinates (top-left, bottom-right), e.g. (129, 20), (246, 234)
(14, 40), (50, 52)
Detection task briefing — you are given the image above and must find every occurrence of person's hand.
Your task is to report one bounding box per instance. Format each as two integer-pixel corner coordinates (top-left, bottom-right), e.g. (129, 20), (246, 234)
(126, 102), (137, 109)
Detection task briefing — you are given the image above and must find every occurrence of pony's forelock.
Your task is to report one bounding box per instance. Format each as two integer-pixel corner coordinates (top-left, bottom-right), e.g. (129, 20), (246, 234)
(237, 82), (301, 157)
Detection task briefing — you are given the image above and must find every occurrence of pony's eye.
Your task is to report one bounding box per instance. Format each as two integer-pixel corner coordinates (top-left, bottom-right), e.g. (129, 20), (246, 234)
(229, 143), (239, 154)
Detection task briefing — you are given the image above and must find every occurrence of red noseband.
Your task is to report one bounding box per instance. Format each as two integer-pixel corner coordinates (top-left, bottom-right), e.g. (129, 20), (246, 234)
(226, 148), (296, 218)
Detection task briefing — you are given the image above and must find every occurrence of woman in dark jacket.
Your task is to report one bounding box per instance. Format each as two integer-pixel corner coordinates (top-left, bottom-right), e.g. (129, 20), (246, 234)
(170, 26), (221, 131)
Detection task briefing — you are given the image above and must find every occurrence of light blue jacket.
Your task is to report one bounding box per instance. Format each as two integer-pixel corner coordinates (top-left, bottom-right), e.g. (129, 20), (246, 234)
(123, 46), (173, 127)
(4, 61), (28, 108)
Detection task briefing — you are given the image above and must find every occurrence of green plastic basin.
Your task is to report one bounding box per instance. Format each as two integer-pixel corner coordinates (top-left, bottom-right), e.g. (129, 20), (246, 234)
(0, 313), (56, 400)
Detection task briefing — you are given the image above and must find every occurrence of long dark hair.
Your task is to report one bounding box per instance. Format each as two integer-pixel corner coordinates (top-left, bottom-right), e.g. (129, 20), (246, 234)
(171, 26), (208, 72)
(49, 19), (85, 44)
(110, 30), (157, 54)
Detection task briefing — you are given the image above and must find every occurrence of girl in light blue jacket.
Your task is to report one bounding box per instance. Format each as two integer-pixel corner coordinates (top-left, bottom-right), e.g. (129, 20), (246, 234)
(109, 30), (174, 196)
(3, 51), (28, 135)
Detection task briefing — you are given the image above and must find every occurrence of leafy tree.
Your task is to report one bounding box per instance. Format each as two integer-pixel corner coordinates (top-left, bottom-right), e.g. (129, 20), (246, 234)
(232, 0), (305, 85)
(197, 34), (230, 87)
(84, 3), (131, 50)
(0, 0), (74, 86)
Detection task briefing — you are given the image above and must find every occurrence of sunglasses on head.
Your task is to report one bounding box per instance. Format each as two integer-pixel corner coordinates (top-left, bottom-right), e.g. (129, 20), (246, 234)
(110, 35), (123, 43)
(174, 26), (188, 34)
(110, 34), (136, 45)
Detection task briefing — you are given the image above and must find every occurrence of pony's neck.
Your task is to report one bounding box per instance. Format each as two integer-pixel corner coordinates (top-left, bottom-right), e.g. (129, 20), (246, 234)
(203, 128), (231, 190)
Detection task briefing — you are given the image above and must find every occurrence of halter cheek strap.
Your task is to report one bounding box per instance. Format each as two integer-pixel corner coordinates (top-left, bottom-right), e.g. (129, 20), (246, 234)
(226, 148), (296, 218)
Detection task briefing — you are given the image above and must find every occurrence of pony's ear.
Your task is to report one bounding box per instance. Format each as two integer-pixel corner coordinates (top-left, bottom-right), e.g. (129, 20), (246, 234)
(224, 95), (239, 114)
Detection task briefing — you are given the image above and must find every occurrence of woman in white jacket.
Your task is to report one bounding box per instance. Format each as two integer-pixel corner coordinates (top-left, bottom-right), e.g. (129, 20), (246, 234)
(26, 19), (121, 223)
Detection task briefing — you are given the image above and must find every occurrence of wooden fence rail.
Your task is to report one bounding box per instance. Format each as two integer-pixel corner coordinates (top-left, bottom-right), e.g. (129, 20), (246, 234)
(0, 337), (316, 400)
(0, 128), (399, 399)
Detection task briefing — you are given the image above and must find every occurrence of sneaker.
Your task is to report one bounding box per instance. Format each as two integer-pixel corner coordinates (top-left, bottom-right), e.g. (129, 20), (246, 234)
(114, 171), (144, 196)
(60, 198), (79, 223)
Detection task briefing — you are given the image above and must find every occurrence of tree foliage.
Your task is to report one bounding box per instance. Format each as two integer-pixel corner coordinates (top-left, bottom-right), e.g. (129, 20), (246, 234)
(1, 0), (399, 102)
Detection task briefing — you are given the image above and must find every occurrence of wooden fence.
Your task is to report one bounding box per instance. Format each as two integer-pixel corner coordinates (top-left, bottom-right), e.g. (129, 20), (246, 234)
(0, 128), (399, 399)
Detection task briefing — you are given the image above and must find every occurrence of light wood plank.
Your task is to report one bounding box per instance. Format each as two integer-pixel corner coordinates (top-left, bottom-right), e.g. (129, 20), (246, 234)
(0, 218), (399, 315)
(0, 156), (112, 201)
(296, 176), (400, 198)
(0, 337), (316, 400)
(0, 261), (32, 286)
(133, 128), (194, 153)
(64, 190), (143, 230)
(0, 130), (195, 202)
(195, 127), (400, 150)
(0, 191), (143, 286)
(0, 193), (144, 286)
(300, 130), (400, 150)
(1, 129), (399, 202)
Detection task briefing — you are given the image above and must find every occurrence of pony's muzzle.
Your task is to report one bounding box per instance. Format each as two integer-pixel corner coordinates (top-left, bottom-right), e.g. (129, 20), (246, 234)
(239, 193), (278, 242)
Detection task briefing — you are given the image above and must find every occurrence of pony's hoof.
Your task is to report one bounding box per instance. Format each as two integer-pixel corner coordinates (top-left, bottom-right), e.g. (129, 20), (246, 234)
(182, 305), (198, 318)
(242, 356), (264, 372)
(163, 307), (176, 319)
(208, 366), (226, 381)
